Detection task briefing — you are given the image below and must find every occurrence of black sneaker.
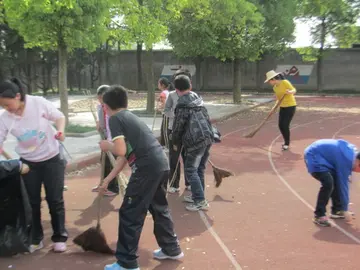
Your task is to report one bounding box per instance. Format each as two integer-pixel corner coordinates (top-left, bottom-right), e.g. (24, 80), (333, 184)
(313, 216), (331, 227)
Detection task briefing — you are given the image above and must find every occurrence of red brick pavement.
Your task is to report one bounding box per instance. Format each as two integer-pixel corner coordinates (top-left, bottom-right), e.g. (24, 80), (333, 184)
(2, 97), (360, 270)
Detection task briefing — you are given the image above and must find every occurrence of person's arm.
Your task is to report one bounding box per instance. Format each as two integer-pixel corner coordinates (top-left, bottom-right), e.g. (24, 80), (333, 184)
(163, 93), (174, 118)
(336, 169), (351, 212)
(0, 118), (9, 155)
(284, 80), (297, 95)
(99, 115), (127, 157)
(0, 159), (29, 180)
(99, 156), (127, 191)
(40, 97), (66, 139)
(172, 107), (188, 146)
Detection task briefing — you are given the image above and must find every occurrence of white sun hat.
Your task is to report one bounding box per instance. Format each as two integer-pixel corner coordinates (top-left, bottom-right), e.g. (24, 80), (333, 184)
(264, 70), (281, 83)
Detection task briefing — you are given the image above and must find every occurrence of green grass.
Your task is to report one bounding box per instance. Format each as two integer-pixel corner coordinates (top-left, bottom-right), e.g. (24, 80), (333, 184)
(65, 124), (96, 134)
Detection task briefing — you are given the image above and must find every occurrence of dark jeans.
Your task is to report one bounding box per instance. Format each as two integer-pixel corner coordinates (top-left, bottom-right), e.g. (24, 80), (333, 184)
(279, 106), (296, 146)
(312, 171), (342, 217)
(116, 169), (182, 269)
(102, 152), (119, 194)
(20, 154), (68, 244)
(167, 129), (188, 189)
(184, 144), (211, 203)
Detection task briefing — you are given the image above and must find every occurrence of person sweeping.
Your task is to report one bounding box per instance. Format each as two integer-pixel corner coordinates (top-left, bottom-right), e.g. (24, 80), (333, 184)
(98, 85), (183, 270)
(304, 139), (360, 227)
(0, 78), (68, 253)
(264, 70), (297, 151)
(92, 84), (119, 196)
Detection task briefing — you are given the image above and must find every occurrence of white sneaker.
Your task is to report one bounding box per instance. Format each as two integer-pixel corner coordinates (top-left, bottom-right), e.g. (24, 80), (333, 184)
(167, 187), (180, 194)
(29, 241), (44, 253)
(53, 242), (67, 253)
(153, 248), (184, 260)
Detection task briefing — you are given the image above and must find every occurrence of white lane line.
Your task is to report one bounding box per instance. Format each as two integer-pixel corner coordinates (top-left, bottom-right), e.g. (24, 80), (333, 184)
(198, 211), (242, 270)
(267, 116), (360, 244)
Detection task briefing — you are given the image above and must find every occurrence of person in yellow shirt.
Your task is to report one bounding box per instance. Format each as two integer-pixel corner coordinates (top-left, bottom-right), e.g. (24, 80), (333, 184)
(265, 70), (297, 151)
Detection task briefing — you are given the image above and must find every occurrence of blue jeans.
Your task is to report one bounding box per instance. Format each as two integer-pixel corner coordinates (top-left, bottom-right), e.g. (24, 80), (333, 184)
(184, 144), (211, 203)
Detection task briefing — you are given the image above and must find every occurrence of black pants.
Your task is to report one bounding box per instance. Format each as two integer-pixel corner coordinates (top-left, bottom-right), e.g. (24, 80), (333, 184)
(160, 115), (169, 148)
(102, 152), (119, 194)
(167, 129), (188, 189)
(278, 106), (296, 146)
(116, 169), (182, 269)
(20, 154), (68, 244)
(312, 171), (342, 217)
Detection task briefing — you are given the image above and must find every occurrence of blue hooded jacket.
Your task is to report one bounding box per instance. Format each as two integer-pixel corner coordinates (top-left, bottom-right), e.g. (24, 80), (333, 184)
(304, 139), (357, 211)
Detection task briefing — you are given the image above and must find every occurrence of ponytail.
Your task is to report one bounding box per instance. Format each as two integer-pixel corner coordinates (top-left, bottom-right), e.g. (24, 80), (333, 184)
(10, 78), (26, 101)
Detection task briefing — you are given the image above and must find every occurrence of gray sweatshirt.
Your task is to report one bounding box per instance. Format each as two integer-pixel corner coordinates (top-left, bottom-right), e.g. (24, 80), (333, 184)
(163, 90), (180, 130)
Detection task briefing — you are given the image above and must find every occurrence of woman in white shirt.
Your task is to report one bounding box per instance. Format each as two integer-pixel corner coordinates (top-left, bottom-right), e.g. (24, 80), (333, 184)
(0, 78), (68, 253)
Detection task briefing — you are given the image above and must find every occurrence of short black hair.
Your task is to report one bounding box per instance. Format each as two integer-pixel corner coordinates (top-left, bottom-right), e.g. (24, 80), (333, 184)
(174, 75), (191, 92)
(172, 68), (192, 81)
(97, 84), (110, 96)
(0, 77), (26, 101)
(102, 85), (128, 110)
(356, 152), (360, 160)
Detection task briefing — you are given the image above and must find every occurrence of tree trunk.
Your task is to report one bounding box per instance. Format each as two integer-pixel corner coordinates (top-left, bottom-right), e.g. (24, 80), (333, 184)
(145, 48), (155, 114)
(195, 57), (203, 91)
(105, 40), (111, 84)
(233, 58), (242, 103)
(136, 42), (143, 90)
(317, 17), (326, 92)
(58, 43), (69, 124)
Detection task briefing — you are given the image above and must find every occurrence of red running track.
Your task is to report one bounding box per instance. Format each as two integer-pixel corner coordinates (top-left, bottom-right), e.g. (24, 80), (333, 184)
(1, 96), (360, 270)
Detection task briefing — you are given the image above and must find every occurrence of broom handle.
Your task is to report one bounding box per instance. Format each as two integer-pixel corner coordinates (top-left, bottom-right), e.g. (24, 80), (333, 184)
(97, 151), (106, 227)
(90, 104), (128, 197)
(207, 158), (215, 167)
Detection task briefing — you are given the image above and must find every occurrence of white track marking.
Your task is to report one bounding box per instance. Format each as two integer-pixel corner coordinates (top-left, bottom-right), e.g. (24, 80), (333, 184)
(332, 122), (360, 139)
(267, 116), (360, 244)
(198, 211), (243, 270)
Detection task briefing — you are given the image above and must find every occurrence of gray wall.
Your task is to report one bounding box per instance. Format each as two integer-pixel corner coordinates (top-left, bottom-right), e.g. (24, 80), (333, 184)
(63, 48), (360, 92)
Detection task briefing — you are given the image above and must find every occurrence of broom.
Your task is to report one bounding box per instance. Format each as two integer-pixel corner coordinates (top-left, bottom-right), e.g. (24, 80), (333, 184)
(168, 146), (234, 189)
(243, 94), (286, 138)
(208, 159), (234, 188)
(73, 151), (115, 255)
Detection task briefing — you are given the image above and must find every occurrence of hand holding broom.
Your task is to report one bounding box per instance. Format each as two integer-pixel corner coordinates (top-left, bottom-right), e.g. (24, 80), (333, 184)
(243, 94), (286, 138)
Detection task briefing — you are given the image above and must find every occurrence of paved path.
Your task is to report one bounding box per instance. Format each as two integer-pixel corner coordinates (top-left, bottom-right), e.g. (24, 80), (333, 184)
(1, 97), (273, 164)
(2, 97), (360, 269)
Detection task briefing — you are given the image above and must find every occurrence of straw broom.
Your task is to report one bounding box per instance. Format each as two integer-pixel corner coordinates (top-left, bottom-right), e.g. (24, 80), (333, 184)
(72, 151), (115, 254)
(72, 104), (129, 254)
(243, 94), (286, 138)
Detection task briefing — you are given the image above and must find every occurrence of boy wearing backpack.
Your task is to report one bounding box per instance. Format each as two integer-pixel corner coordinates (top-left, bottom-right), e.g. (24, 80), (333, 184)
(172, 75), (214, 211)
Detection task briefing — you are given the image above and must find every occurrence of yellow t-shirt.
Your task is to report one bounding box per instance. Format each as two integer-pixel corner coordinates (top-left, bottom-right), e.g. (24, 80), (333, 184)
(273, 79), (297, 107)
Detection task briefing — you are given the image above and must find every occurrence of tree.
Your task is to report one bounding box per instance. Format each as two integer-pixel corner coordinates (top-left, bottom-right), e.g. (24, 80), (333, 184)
(207, 0), (264, 103)
(3, 0), (113, 123)
(299, 0), (358, 91)
(333, 25), (360, 48)
(117, 0), (184, 113)
(167, 1), (217, 91)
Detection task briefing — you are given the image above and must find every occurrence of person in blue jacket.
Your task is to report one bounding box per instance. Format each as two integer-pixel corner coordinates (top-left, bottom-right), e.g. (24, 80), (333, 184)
(304, 139), (360, 227)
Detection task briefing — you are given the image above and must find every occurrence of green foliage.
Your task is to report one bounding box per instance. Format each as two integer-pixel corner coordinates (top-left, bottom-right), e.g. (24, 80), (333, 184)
(3, 0), (113, 52)
(333, 25), (360, 48)
(116, 0), (185, 50)
(296, 47), (319, 62)
(299, 0), (358, 47)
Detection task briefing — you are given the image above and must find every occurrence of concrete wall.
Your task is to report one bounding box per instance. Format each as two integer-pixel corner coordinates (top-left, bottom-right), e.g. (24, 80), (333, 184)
(37, 48), (360, 93)
(89, 48), (359, 92)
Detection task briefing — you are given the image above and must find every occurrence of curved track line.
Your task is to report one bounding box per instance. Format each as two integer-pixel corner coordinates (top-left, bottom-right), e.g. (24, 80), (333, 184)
(332, 122), (360, 139)
(196, 119), (279, 270)
(267, 116), (360, 244)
